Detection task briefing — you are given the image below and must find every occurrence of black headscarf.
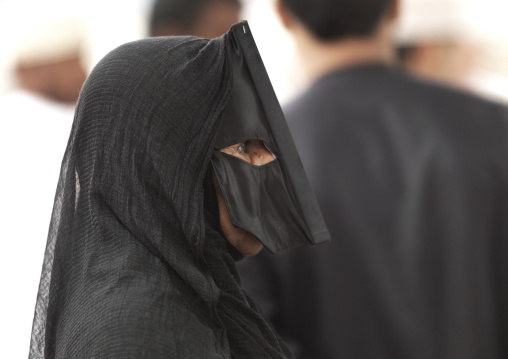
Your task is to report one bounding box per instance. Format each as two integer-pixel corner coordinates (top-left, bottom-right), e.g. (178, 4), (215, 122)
(29, 26), (292, 358)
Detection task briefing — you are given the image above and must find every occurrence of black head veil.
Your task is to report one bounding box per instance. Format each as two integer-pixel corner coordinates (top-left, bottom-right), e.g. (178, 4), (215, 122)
(29, 24), (292, 358)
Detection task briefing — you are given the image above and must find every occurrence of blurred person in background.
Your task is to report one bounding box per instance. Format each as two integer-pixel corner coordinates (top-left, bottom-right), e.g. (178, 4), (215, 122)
(13, 27), (86, 104)
(149, 0), (241, 38)
(238, 0), (508, 358)
(395, 0), (475, 89)
(396, 40), (475, 90)
(0, 7), (87, 357)
(396, 0), (508, 103)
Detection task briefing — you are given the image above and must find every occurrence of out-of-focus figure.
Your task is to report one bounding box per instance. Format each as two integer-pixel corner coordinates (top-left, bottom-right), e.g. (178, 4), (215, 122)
(396, 40), (476, 90)
(0, 5), (87, 357)
(13, 17), (87, 104)
(396, 0), (474, 88)
(149, 0), (241, 38)
(238, 0), (508, 358)
(396, 0), (508, 103)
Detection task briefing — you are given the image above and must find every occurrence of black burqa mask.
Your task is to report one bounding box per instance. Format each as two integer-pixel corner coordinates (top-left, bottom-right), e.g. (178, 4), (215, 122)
(29, 22), (325, 359)
(212, 23), (330, 253)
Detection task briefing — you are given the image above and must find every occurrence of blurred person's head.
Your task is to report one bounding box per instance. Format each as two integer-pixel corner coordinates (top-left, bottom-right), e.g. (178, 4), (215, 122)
(275, 0), (399, 81)
(149, 0), (241, 39)
(14, 14), (87, 104)
(17, 60), (86, 105)
(395, 0), (476, 88)
(279, 0), (396, 42)
(396, 42), (476, 88)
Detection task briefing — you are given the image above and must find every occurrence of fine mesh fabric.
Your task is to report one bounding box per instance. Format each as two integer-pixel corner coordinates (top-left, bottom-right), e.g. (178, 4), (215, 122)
(29, 34), (291, 358)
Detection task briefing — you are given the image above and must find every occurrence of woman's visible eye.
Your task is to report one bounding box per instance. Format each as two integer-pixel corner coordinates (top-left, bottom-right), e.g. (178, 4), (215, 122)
(236, 142), (248, 155)
(220, 140), (276, 166)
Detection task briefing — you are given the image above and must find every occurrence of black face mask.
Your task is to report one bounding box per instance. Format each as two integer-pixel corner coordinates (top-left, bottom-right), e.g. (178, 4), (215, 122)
(211, 22), (330, 253)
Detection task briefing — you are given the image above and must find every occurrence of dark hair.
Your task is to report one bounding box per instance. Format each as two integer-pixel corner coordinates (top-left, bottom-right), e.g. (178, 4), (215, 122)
(149, 0), (240, 36)
(281, 0), (394, 41)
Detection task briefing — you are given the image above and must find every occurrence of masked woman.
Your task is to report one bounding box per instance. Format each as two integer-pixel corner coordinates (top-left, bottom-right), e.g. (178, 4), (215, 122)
(29, 22), (329, 359)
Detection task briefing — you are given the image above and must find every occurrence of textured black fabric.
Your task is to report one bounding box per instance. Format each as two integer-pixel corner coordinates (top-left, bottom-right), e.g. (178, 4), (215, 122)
(30, 30), (291, 358)
(238, 64), (508, 359)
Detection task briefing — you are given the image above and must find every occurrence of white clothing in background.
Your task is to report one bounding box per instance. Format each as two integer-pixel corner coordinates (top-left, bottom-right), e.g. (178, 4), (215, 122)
(0, 89), (74, 358)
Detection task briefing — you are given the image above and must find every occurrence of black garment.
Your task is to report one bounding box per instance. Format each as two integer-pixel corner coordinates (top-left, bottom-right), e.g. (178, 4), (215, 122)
(238, 64), (508, 359)
(29, 27), (293, 358)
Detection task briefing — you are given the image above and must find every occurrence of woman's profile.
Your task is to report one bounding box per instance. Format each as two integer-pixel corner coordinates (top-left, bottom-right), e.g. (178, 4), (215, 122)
(29, 22), (329, 359)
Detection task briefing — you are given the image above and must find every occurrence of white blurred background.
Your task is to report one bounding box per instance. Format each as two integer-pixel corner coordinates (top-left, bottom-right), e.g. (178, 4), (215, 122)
(1, 0), (507, 357)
